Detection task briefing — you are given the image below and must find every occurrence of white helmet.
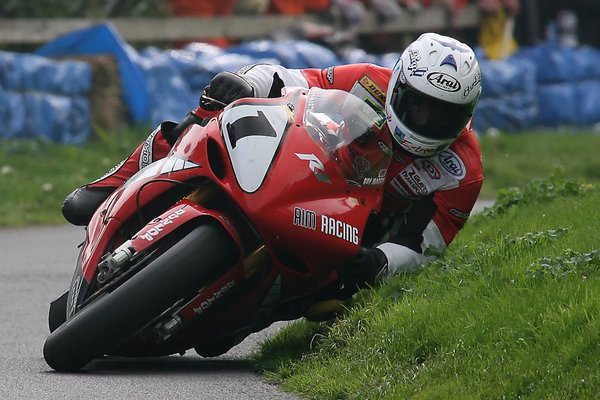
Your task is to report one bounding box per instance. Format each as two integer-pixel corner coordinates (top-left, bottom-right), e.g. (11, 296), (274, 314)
(385, 33), (482, 157)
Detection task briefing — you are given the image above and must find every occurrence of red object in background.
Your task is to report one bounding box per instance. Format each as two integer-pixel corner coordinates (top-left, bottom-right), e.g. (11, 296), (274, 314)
(269, 0), (331, 14)
(169, 0), (237, 47)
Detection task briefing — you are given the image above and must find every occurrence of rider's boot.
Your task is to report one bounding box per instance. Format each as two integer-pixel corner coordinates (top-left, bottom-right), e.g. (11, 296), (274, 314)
(62, 111), (206, 226)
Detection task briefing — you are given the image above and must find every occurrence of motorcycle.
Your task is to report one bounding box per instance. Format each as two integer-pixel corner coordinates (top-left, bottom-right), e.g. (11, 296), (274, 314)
(43, 86), (392, 371)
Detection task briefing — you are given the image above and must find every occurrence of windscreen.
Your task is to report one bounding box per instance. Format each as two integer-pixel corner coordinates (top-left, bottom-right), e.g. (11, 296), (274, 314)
(303, 88), (391, 186)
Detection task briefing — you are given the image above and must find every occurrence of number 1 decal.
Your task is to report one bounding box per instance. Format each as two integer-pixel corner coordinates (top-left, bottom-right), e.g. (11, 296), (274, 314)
(221, 104), (289, 193)
(226, 110), (277, 149)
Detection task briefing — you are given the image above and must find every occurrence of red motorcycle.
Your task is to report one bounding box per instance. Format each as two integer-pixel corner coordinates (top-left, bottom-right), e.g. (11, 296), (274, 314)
(43, 87), (392, 371)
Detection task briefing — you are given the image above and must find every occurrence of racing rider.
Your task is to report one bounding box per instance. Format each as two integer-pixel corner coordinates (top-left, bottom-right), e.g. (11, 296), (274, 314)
(62, 33), (483, 294)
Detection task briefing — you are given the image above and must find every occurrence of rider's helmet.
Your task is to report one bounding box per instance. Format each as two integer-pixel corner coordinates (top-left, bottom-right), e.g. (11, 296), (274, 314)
(385, 33), (482, 157)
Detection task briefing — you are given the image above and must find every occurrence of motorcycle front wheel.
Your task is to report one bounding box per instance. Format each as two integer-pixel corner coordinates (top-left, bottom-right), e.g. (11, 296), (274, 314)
(43, 220), (237, 372)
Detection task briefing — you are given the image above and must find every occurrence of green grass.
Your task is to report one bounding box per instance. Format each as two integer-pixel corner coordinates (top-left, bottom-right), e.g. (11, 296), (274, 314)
(478, 130), (600, 199)
(0, 127), (149, 226)
(253, 177), (600, 399)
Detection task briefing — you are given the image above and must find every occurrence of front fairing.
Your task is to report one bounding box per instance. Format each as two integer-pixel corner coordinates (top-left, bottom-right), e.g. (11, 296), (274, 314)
(213, 88), (392, 273)
(81, 154), (204, 282)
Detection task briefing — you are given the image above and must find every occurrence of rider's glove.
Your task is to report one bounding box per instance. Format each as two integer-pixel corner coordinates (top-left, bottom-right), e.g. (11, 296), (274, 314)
(340, 247), (389, 296)
(200, 71), (255, 111)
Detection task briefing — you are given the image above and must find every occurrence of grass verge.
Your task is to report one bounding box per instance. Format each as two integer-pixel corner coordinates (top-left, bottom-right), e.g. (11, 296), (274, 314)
(0, 127), (149, 226)
(478, 130), (600, 199)
(253, 176), (600, 399)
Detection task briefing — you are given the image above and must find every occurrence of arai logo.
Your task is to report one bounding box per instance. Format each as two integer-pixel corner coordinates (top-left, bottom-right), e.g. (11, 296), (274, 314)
(427, 72), (461, 92)
(438, 149), (466, 179)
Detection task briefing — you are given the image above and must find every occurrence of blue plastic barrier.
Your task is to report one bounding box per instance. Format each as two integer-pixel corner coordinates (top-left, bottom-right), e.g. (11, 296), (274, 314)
(513, 44), (600, 128)
(0, 89), (91, 144)
(0, 50), (92, 144)
(0, 50), (91, 95)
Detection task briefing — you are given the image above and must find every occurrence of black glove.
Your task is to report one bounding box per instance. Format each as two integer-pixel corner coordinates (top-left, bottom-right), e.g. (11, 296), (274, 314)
(200, 71), (255, 111)
(340, 247), (389, 296)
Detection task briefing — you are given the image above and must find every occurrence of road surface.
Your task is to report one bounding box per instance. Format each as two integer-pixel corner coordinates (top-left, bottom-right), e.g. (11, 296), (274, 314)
(0, 225), (297, 400)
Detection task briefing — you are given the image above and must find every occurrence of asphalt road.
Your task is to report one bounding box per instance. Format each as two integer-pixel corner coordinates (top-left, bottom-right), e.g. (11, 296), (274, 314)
(0, 225), (298, 400)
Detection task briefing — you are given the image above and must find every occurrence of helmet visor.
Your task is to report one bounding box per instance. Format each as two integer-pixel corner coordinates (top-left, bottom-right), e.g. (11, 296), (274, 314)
(390, 83), (475, 140)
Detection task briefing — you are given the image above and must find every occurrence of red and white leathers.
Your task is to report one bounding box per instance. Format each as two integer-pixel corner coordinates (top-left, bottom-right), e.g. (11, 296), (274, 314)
(234, 63), (483, 275)
(87, 122), (179, 188)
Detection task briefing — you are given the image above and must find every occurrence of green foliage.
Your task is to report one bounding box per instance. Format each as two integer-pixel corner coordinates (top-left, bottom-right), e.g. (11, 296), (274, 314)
(528, 249), (600, 279)
(254, 177), (600, 399)
(482, 173), (591, 217)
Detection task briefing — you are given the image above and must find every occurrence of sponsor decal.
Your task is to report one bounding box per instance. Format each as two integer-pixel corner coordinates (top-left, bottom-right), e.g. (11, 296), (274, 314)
(427, 72), (461, 92)
(362, 175), (385, 185)
(193, 281), (236, 315)
(139, 126), (160, 169)
(359, 75), (386, 106)
(421, 159), (441, 180)
(400, 167), (429, 196)
(363, 97), (386, 128)
(393, 126), (405, 141)
(378, 140), (392, 155)
(293, 207), (317, 230)
(462, 72), (481, 99)
(450, 208), (470, 219)
(390, 177), (411, 197)
(325, 66), (335, 84)
(320, 215), (359, 245)
(438, 149), (466, 179)
(353, 155), (371, 176)
(68, 274), (83, 316)
(407, 50), (428, 77)
(139, 209), (185, 241)
(295, 153), (331, 183)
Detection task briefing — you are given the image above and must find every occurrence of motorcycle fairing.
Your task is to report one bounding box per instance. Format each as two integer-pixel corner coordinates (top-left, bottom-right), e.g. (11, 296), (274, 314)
(129, 199), (242, 255)
(58, 87), (393, 357)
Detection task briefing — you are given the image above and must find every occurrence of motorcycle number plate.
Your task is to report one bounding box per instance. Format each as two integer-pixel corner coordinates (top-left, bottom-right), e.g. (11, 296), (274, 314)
(221, 104), (289, 193)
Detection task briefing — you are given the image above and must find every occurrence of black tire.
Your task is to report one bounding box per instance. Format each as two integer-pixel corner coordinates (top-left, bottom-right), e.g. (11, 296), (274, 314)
(43, 221), (237, 372)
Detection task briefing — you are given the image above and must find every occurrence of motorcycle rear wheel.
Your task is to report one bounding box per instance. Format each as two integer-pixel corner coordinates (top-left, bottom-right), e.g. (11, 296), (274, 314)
(43, 221), (237, 372)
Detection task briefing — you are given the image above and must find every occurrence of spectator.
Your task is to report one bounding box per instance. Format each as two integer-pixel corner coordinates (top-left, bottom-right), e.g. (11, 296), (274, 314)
(478, 0), (521, 59)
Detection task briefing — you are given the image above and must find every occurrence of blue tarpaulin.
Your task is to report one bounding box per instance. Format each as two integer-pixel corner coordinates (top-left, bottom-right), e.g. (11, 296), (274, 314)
(36, 24), (150, 123)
